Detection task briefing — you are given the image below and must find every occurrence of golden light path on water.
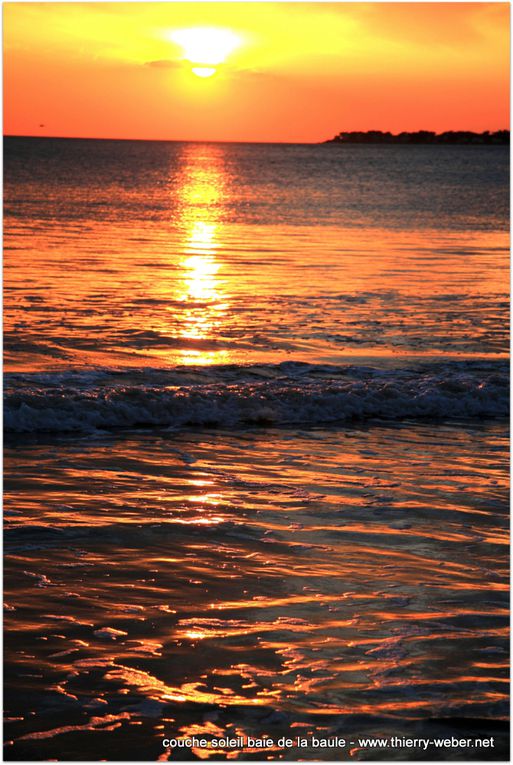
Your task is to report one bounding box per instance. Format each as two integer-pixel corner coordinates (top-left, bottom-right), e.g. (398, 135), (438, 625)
(175, 147), (230, 364)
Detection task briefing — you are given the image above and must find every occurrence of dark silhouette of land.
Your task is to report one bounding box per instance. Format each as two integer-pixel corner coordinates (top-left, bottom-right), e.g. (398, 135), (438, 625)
(325, 130), (509, 145)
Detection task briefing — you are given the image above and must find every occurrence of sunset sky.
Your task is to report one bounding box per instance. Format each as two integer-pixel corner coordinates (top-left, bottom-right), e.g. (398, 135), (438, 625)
(4, 2), (510, 143)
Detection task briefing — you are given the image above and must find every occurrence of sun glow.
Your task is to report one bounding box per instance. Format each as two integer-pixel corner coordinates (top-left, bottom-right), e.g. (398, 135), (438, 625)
(171, 27), (241, 78)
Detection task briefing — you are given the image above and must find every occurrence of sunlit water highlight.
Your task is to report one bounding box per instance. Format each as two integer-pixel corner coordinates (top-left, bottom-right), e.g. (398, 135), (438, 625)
(4, 138), (509, 760)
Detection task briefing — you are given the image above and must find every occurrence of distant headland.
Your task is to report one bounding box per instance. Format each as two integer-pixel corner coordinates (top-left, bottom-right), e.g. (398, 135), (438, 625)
(325, 130), (509, 145)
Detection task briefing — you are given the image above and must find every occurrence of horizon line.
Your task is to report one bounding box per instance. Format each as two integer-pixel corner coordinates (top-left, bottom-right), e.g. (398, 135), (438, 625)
(4, 130), (510, 146)
(4, 134), (320, 145)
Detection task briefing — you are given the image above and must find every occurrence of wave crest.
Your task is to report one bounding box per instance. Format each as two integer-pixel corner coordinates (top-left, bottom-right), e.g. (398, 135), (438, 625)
(5, 362), (508, 434)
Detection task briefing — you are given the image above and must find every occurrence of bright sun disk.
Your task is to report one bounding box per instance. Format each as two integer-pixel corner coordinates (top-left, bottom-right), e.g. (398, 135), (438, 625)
(170, 27), (241, 77)
(191, 66), (217, 78)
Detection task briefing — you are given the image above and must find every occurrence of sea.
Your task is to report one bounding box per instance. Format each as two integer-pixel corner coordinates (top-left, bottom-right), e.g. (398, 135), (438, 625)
(3, 137), (509, 760)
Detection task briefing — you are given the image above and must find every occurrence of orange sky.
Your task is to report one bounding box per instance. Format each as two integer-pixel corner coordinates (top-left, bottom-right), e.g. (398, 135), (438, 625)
(3, 2), (510, 143)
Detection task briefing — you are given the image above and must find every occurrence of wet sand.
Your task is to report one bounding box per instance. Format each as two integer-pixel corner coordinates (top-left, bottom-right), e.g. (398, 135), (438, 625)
(4, 422), (509, 760)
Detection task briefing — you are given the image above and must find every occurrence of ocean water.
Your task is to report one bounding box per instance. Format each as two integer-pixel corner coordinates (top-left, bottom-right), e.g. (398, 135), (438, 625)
(4, 137), (509, 760)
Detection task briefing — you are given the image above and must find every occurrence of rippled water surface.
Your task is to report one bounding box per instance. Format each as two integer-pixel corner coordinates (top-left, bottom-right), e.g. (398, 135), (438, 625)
(4, 139), (509, 372)
(4, 138), (509, 760)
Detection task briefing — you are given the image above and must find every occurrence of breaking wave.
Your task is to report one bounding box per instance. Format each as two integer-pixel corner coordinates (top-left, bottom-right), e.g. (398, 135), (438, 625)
(4, 361), (508, 434)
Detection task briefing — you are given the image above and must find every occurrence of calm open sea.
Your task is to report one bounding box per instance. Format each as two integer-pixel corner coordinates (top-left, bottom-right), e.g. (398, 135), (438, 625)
(4, 137), (509, 760)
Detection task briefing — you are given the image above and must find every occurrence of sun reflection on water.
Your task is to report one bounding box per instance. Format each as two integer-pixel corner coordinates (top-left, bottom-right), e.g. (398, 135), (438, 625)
(174, 146), (231, 364)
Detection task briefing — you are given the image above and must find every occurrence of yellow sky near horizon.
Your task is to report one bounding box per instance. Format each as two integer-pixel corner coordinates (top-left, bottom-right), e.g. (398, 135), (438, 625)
(3, 2), (510, 142)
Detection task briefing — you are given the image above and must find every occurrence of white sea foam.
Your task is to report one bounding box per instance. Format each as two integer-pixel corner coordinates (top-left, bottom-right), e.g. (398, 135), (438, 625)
(4, 361), (508, 434)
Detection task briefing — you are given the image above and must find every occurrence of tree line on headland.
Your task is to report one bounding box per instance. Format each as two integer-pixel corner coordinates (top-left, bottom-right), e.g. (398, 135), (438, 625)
(325, 130), (509, 145)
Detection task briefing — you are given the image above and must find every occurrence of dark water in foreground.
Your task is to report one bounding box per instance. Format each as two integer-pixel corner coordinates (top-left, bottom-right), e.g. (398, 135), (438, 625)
(4, 138), (509, 760)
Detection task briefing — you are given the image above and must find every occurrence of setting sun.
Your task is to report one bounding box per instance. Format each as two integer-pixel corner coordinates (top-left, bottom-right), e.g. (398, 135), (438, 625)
(171, 26), (241, 77)
(191, 66), (217, 78)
